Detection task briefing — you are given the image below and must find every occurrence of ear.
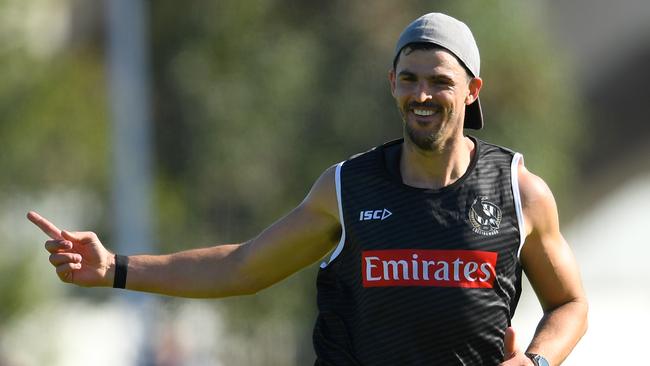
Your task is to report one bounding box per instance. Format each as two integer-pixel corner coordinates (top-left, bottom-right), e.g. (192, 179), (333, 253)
(388, 68), (397, 97)
(466, 76), (483, 105)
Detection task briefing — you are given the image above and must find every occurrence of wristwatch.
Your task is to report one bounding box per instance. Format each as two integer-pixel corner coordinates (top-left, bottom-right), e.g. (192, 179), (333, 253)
(525, 353), (550, 366)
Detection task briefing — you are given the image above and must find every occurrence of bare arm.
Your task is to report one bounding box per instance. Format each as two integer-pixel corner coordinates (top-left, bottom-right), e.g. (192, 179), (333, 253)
(29, 165), (342, 298)
(506, 163), (588, 365)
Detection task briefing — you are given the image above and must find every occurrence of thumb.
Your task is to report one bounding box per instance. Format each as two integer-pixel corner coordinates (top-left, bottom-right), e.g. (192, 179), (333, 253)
(61, 230), (79, 242)
(61, 230), (96, 244)
(503, 327), (517, 359)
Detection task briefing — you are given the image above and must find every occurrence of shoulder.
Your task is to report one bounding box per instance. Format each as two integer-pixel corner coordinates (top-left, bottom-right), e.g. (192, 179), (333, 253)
(470, 136), (517, 158)
(516, 161), (559, 237)
(301, 164), (341, 223)
(304, 140), (398, 221)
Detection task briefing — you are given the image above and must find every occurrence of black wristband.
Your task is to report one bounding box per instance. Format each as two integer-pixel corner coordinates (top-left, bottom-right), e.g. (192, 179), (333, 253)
(113, 254), (129, 289)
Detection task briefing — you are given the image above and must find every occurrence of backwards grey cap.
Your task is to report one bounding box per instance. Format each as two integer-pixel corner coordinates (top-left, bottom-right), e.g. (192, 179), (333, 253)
(394, 13), (483, 129)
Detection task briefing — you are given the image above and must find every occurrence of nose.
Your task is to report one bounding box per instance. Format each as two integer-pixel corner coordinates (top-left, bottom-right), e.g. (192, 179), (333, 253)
(415, 82), (432, 103)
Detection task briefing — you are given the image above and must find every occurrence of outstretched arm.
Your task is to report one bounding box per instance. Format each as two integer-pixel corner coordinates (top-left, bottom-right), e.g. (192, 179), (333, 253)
(28, 165), (342, 298)
(501, 163), (588, 365)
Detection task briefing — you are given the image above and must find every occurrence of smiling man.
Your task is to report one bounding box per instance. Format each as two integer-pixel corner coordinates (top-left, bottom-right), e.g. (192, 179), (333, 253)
(28, 13), (587, 366)
(391, 45), (481, 153)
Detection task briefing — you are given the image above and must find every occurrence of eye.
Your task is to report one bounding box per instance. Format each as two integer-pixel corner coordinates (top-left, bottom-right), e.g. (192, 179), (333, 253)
(433, 77), (453, 86)
(400, 75), (416, 82)
(397, 71), (417, 83)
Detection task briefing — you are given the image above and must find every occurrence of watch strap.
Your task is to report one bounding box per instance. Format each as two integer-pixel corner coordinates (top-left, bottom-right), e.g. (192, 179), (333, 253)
(525, 353), (550, 366)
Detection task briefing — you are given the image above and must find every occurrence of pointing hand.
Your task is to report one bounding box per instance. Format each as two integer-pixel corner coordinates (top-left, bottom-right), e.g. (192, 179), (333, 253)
(27, 211), (114, 287)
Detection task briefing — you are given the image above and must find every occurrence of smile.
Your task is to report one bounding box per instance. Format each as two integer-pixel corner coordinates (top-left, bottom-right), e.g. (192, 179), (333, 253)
(413, 109), (435, 117)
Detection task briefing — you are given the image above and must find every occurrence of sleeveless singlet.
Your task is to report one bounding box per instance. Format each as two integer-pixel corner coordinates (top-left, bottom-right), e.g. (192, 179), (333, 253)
(313, 137), (525, 366)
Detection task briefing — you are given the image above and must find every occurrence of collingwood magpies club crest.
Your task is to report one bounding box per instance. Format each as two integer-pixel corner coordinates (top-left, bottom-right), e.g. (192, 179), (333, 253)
(469, 196), (502, 236)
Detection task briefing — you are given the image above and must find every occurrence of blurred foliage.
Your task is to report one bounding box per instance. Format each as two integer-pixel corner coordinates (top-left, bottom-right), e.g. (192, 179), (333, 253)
(0, 53), (108, 191)
(0, 0), (109, 325)
(0, 0), (584, 364)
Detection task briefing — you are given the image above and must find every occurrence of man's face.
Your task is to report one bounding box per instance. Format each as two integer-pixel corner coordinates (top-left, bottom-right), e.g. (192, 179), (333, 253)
(389, 48), (481, 151)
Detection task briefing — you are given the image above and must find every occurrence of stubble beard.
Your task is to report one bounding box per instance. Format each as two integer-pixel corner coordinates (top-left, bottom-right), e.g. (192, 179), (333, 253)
(399, 103), (455, 152)
(404, 122), (441, 151)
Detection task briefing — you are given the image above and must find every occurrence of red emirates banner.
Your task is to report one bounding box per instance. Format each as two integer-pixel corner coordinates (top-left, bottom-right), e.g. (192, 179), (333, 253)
(362, 249), (498, 288)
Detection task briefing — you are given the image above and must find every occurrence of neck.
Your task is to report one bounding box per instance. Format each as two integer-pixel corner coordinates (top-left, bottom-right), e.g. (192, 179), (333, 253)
(400, 135), (475, 189)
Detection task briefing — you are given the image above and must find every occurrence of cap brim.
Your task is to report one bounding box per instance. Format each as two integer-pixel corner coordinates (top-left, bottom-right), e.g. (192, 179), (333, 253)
(464, 97), (483, 129)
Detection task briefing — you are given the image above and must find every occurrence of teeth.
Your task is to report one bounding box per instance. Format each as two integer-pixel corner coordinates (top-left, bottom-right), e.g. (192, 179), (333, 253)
(413, 109), (434, 116)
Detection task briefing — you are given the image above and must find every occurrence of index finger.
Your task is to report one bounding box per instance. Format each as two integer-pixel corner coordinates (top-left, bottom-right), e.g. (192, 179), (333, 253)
(27, 211), (63, 240)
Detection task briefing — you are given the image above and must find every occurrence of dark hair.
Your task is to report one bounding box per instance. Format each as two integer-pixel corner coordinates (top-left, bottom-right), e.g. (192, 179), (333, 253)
(393, 42), (473, 80)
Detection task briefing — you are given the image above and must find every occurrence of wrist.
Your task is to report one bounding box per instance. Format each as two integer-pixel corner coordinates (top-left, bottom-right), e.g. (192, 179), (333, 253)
(525, 353), (550, 366)
(104, 253), (117, 287)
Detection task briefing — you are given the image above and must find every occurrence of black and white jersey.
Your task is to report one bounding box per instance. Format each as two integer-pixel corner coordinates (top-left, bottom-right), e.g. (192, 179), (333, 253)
(313, 137), (525, 366)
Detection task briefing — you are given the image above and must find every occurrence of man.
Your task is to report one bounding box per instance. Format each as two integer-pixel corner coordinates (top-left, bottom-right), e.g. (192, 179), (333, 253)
(28, 13), (587, 366)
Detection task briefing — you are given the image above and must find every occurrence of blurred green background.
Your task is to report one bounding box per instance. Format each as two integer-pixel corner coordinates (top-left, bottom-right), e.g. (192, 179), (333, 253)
(1, 0), (648, 365)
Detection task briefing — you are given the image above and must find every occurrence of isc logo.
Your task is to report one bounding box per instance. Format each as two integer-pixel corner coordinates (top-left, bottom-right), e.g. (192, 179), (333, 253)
(359, 208), (392, 221)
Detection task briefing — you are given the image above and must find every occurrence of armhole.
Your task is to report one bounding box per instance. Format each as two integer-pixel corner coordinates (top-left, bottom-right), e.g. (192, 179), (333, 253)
(320, 161), (346, 268)
(511, 153), (526, 260)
